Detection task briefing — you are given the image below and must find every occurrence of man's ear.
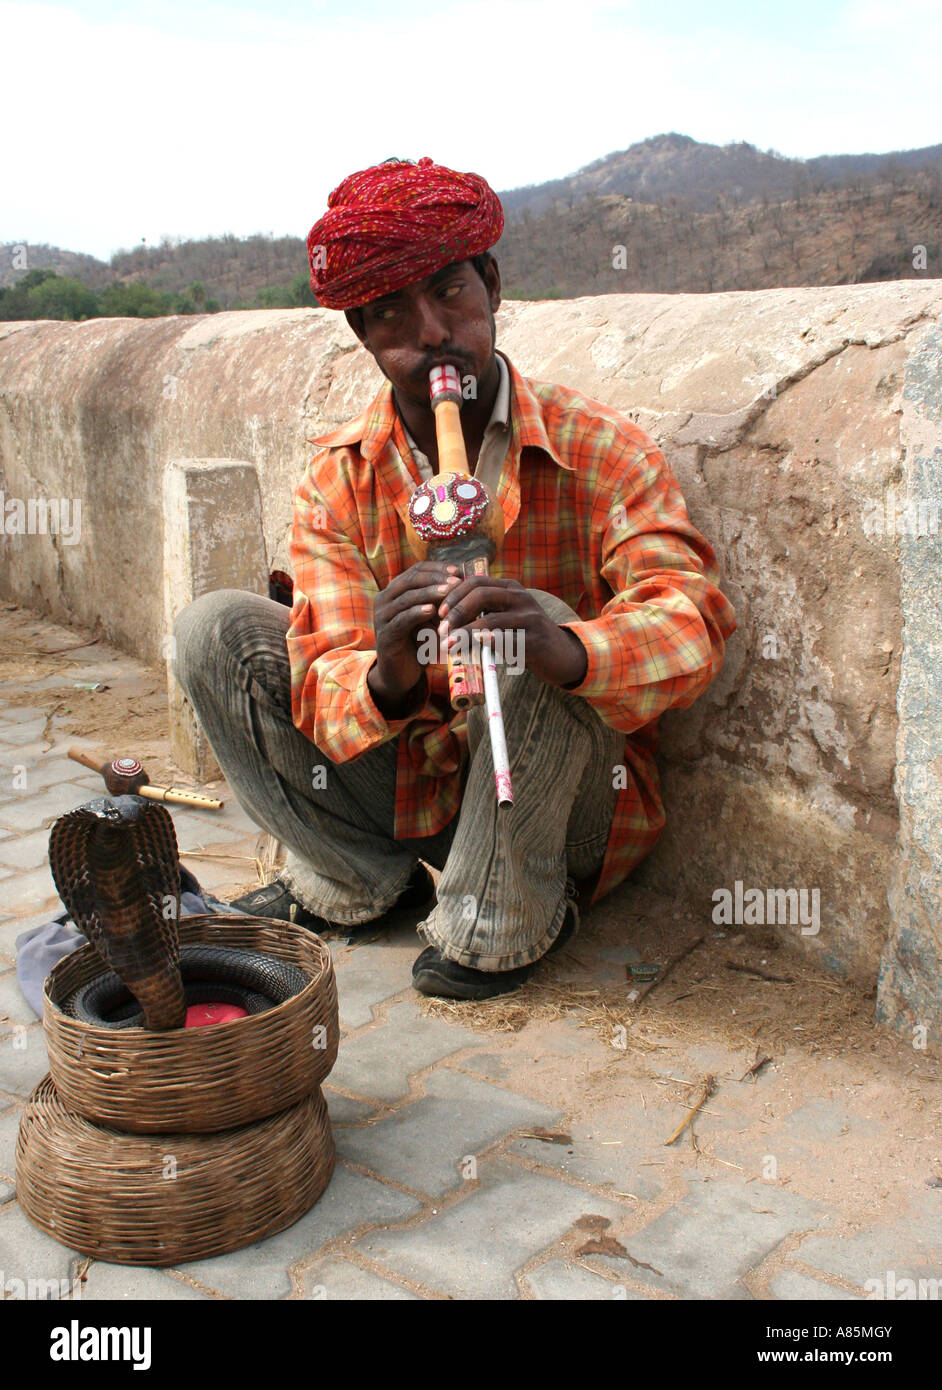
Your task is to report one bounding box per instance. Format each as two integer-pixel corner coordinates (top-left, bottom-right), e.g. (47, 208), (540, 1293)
(484, 256), (502, 314)
(344, 307), (372, 352)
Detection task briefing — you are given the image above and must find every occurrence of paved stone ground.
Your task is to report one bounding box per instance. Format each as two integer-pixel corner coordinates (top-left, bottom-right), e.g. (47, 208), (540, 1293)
(1, 619), (941, 1302)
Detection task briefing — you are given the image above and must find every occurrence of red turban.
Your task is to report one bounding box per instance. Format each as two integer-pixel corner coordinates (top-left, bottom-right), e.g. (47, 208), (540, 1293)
(306, 157), (504, 310)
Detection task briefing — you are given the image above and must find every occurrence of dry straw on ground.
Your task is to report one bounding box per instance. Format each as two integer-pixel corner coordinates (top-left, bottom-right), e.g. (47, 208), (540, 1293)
(418, 934), (921, 1068)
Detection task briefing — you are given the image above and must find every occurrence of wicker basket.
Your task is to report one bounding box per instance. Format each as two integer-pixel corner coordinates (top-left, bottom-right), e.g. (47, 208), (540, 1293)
(43, 915), (338, 1134)
(16, 1075), (335, 1266)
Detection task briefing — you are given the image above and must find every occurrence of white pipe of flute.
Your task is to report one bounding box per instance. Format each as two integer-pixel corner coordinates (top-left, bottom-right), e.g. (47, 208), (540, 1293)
(479, 636), (513, 806)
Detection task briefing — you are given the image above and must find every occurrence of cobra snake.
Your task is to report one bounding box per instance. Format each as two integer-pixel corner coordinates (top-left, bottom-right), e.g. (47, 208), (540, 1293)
(48, 795), (305, 1031)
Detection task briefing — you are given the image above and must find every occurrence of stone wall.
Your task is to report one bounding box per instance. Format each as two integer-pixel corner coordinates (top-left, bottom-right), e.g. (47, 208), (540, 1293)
(1, 284), (940, 1032)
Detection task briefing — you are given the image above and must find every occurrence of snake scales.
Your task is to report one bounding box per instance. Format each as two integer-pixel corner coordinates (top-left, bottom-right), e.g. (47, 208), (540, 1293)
(48, 795), (305, 1031)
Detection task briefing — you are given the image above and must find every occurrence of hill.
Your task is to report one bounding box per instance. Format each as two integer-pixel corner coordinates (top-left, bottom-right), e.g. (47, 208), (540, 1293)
(3, 134), (941, 308)
(500, 131), (942, 218)
(495, 172), (942, 298)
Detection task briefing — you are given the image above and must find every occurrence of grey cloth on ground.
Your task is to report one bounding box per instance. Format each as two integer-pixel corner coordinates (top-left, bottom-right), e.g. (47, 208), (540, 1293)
(172, 587), (622, 972)
(15, 875), (237, 1019)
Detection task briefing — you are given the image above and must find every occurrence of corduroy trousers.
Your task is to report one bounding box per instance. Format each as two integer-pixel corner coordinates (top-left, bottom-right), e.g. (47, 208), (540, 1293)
(173, 589), (621, 970)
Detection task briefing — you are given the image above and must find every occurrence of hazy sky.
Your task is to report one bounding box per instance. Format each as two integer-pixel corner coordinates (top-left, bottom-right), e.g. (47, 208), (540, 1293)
(3, 0), (939, 262)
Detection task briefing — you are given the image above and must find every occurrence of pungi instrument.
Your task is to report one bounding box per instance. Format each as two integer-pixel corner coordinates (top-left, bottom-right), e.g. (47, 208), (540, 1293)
(67, 745), (224, 810)
(405, 364), (513, 806)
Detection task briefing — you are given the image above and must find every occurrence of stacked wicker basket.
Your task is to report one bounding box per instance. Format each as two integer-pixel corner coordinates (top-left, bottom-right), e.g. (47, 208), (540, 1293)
(16, 912), (339, 1266)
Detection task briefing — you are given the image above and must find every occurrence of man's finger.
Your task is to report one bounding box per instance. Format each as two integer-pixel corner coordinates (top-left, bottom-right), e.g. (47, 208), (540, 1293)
(441, 582), (528, 628)
(381, 581), (460, 624)
(439, 574), (520, 609)
(382, 562), (459, 602)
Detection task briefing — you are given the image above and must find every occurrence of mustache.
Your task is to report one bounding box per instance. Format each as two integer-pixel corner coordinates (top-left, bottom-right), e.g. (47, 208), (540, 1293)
(416, 352), (474, 380)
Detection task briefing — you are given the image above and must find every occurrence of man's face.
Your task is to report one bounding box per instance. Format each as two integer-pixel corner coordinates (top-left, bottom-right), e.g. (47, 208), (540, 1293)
(348, 259), (502, 412)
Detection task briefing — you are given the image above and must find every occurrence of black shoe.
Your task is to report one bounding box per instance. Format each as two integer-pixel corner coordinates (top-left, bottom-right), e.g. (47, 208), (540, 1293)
(230, 864), (435, 934)
(412, 902), (578, 1001)
(228, 879), (337, 930)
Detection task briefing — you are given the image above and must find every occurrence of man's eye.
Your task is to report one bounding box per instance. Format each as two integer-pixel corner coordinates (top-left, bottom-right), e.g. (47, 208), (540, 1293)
(373, 305), (397, 321)
(441, 282), (463, 298)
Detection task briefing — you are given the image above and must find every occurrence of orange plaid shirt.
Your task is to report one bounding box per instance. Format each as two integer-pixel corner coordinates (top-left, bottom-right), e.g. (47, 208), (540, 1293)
(288, 352), (736, 905)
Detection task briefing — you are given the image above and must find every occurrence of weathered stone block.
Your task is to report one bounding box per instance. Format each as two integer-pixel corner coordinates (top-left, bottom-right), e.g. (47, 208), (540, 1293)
(878, 325), (942, 1041)
(163, 459), (268, 780)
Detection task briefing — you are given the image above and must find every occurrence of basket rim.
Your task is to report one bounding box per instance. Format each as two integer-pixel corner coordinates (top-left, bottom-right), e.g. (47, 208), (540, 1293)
(43, 913), (334, 1038)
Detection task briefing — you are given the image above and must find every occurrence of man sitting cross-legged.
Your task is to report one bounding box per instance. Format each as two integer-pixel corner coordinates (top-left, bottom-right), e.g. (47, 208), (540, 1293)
(172, 156), (736, 1001)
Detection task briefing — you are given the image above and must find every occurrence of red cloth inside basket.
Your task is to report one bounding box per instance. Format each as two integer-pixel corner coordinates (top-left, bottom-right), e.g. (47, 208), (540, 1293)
(184, 1002), (248, 1027)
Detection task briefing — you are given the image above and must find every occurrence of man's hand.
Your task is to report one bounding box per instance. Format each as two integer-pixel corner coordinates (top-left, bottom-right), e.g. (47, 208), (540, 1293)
(368, 560), (462, 716)
(440, 575), (588, 689)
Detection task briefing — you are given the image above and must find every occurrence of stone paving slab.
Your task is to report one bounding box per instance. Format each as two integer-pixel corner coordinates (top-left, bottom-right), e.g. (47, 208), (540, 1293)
(356, 1159), (624, 1300)
(179, 1164), (423, 1299)
(0, 782), (103, 835)
(0, 757), (99, 798)
(166, 810), (247, 851)
(0, 741), (63, 765)
(0, 921), (21, 965)
(0, 707), (48, 725)
(301, 1256), (421, 1300)
(0, 1103), (19, 1179)
(46, 646), (130, 668)
(0, 1028), (49, 1098)
(70, 774), (113, 794)
(450, 1049), (513, 1080)
(331, 934), (421, 1030)
(337, 1068), (561, 1197)
(769, 1268), (861, 1300)
(0, 719), (48, 747)
(0, 911), (58, 967)
(602, 1175), (827, 1300)
(329, 1000), (477, 1102)
(0, 970), (39, 1026)
(0, 864), (59, 917)
(524, 1258), (644, 1299)
(797, 1195), (942, 1294)
(205, 799), (260, 837)
(79, 1263), (210, 1300)
(0, 1180), (13, 1205)
(5, 677), (82, 692)
(324, 1090), (376, 1125)
(781, 1099), (862, 1140)
(508, 1100), (668, 1201)
(0, 1201), (82, 1287)
(178, 838), (259, 899)
(0, 829), (56, 873)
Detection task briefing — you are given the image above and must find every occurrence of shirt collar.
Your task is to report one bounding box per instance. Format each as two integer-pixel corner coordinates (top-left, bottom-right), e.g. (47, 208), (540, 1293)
(402, 353), (510, 476)
(312, 350), (569, 471)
